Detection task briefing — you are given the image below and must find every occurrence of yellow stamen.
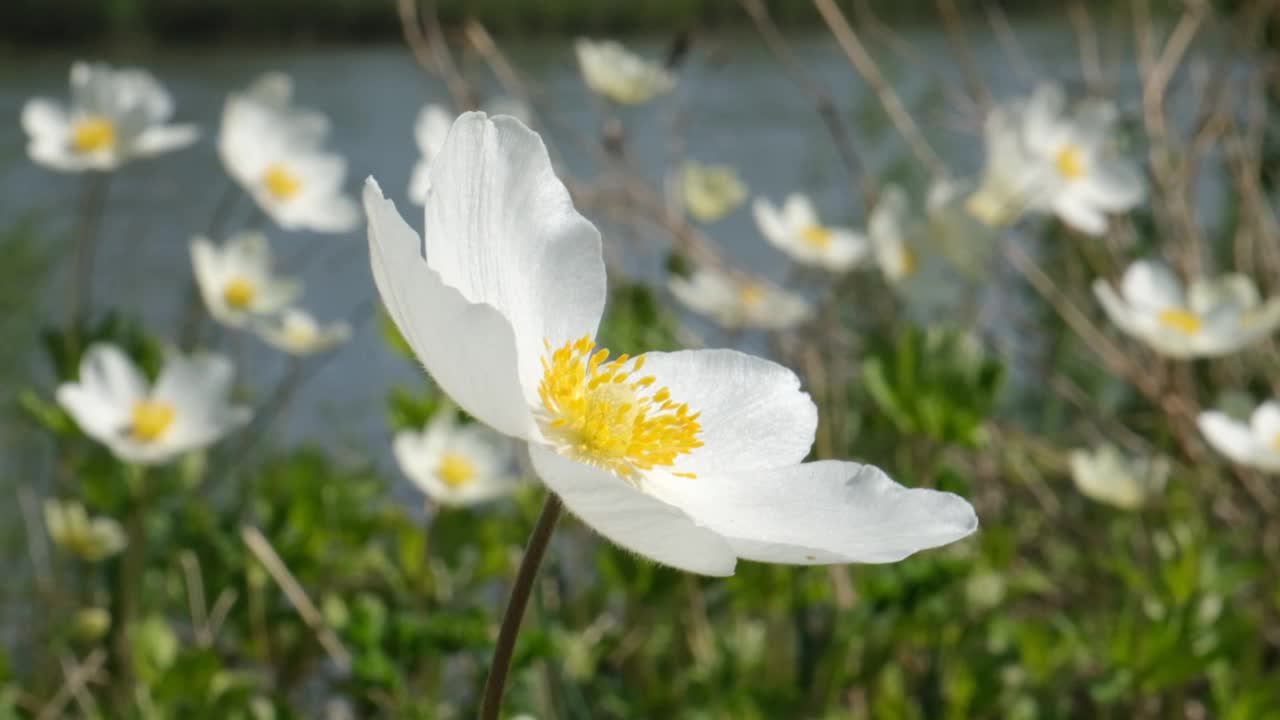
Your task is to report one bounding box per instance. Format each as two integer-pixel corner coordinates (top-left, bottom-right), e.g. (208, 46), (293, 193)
(129, 400), (175, 443)
(1054, 145), (1086, 180)
(800, 225), (833, 249)
(739, 283), (767, 307)
(437, 452), (477, 488)
(223, 278), (256, 310)
(899, 248), (917, 277)
(71, 116), (116, 153)
(1158, 308), (1202, 335)
(263, 163), (303, 200)
(537, 335), (703, 481)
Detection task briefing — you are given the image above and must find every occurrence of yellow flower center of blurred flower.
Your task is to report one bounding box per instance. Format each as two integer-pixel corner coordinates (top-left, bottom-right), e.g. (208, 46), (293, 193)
(800, 225), (833, 249)
(899, 248), (918, 277)
(739, 283), (767, 307)
(1158, 308), (1202, 335)
(71, 116), (116, 153)
(1054, 145), (1086, 180)
(537, 335), (702, 481)
(263, 164), (303, 200)
(222, 278), (256, 310)
(129, 400), (175, 443)
(437, 452), (476, 488)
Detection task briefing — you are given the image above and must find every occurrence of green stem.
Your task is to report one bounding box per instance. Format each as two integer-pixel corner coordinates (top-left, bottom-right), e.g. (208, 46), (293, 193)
(68, 172), (110, 352)
(113, 465), (148, 708)
(479, 492), (563, 720)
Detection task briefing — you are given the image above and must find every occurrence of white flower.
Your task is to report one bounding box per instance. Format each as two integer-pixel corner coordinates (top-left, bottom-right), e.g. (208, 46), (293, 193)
(869, 184), (916, 283)
(574, 39), (675, 105)
(365, 112), (976, 576)
(967, 83), (1144, 235)
(44, 499), (127, 562)
(1093, 260), (1280, 358)
(21, 61), (198, 172)
(394, 410), (518, 507)
(752, 193), (869, 272)
(408, 103), (453, 205)
(680, 161), (747, 223)
(253, 307), (351, 355)
(1198, 400), (1280, 473)
(191, 231), (300, 328)
(218, 72), (358, 233)
(1068, 444), (1168, 510)
(56, 344), (251, 465)
(668, 268), (811, 331)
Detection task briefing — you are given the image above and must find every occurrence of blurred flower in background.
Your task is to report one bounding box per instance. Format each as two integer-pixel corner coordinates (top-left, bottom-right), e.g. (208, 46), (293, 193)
(254, 307), (351, 355)
(752, 193), (868, 271)
(1069, 444), (1169, 510)
(1093, 260), (1280, 358)
(409, 103), (452, 205)
(219, 71), (358, 233)
(575, 38), (675, 105)
(869, 184), (915, 283)
(191, 231), (301, 328)
(44, 499), (126, 562)
(21, 61), (198, 172)
(394, 409), (518, 507)
(1198, 400), (1280, 473)
(668, 267), (811, 331)
(967, 83), (1143, 234)
(680, 160), (747, 222)
(55, 344), (251, 465)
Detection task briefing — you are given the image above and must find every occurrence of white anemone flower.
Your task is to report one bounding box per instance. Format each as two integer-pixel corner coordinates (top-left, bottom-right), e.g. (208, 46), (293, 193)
(365, 112), (976, 576)
(669, 268), (811, 332)
(21, 61), (198, 172)
(1068, 444), (1168, 510)
(409, 103), (453, 205)
(1093, 260), (1280, 358)
(680, 161), (747, 223)
(218, 72), (358, 234)
(968, 83), (1144, 235)
(44, 499), (127, 562)
(869, 184), (916, 283)
(753, 194), (869, 272)
(394, 410), (519, 507)
(254, 308), (351, 356)
(57, 344), (251, 466)
(1198, 400), (1280, 473)
(574, 39), (675, 105)
(191, 231), (301, 328)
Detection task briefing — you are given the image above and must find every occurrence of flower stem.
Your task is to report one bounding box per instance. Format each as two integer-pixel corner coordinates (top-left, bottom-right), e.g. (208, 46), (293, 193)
(68, 171), (110, 351)
(479, 492), (563, 720)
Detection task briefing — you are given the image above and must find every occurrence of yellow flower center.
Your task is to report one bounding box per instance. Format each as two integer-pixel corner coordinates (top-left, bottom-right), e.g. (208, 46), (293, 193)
(129, 400), (175, 443)
(71, 116), (117, 153)
(899, 248), (918, 277)
(537, 335), (702, 481)
(263, 163), (303, 200)
(222, 278), (256, 310)
(437, 452), (477, 488)
(1158, 308), (1202, 335)
(800, 225), (833, 249)
(739, 283), (767, 307)
(1054, 145), (1086, 180)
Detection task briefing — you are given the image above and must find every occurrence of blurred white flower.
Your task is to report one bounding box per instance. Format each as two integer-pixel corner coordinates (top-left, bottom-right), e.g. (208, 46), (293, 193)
(1094, 260), (1280, 358)
(869, 184), (915, 283)
(191, 231), (300, 328)
(364, 112), (976, 575)
(394, 410), (518, 507)
(575, 39), (675, 105)
(56, 344), (251, 465)
(219, 72), (358, 233)
(44, 499), (126, 562)
(967, 83), (1144, 235)
(21, 61), (198, 172)
(1198, 400), (1280, 473)
(254, 307), (351, 356)
(680, 161), (747, 223)
(1069, 444), (1168, 510)
(408, 103), (452, 205)
(669, 268), (811, 331)
(753, 193), (868, 272)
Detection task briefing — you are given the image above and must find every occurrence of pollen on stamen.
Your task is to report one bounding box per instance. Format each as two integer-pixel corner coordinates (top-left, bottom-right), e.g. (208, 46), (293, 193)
(536, 334), (703, 482)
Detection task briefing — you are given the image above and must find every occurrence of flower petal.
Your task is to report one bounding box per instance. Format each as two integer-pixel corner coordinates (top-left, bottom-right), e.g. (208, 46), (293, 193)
(637, 349), (817, 476)
(647, 460), (978, 564)
(365, 179), (534, 439)
(752, 198), (788, 247)
(1120, 260), (1184, 310)
(1198, 411), (1264, 467)
(1053, 191), (1107, 235)
(21, 98), (68, 139)
(132, 124), (200, 157)
(1078, 159), (1144, 212)
(423, 112), (606, 395)
(529, 445), (737, 576)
